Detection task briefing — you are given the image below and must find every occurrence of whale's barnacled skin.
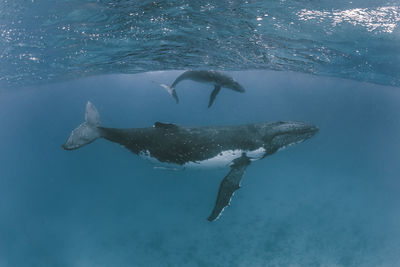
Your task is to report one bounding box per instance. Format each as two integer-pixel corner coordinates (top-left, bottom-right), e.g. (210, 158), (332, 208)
(99, 123), (266, 165)
(98, 121), (317, 166)
(62, 102), (318, 221)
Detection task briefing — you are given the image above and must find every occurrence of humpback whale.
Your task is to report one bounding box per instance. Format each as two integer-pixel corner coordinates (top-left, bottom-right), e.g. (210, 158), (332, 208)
(159, 70), (245, 107)
(62, 102), (318, 221)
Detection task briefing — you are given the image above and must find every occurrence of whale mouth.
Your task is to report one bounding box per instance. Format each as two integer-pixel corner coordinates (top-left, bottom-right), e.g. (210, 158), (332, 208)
(297, 122), (319, 135)
(308, 125), (319, 135)
(299, 125), (319, 140)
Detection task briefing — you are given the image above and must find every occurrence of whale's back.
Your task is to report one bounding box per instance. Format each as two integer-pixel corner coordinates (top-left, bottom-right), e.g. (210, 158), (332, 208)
(100, 123), (266, 166)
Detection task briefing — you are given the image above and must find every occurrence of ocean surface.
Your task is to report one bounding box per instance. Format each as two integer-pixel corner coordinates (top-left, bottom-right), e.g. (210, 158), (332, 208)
(1, 0), (400, 87)
(1, 1), (400, 267)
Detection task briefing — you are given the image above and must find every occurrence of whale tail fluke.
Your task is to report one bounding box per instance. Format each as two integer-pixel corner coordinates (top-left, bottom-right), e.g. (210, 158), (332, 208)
(62, 101), (101, 150)
(157, 82), (179, 103)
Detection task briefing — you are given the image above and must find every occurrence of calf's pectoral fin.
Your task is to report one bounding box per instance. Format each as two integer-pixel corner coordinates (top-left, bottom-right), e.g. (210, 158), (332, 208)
(207, 153), (251, 221)
(208, 85), (221, 108)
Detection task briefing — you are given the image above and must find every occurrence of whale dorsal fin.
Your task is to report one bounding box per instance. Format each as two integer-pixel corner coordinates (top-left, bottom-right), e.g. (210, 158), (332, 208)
(153, 122), (179, 130)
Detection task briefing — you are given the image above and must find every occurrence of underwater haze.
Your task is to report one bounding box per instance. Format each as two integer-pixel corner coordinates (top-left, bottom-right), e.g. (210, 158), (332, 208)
(1, 0), (400, 267)
(1, 71), (400, 266)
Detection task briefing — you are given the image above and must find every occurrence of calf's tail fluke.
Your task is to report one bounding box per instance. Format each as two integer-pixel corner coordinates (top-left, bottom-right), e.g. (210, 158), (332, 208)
(157, 82), (179, 103)
(62, 101), (102, 150)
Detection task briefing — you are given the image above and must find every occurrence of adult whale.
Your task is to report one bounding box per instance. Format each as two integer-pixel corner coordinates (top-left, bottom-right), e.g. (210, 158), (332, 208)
(159, 70), (245, 107)
(62, 102), (318, 221)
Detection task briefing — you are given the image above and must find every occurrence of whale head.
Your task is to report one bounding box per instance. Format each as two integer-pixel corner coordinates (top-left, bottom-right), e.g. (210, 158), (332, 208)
(224, 79), (245, 92)
(266, 121), (319, 151)
(214, 74), (245, 93)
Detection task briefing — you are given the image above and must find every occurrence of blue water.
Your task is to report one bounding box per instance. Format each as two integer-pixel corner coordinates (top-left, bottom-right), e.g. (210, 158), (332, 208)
(1, 1), (400, 266)
(1, 71), (399, 266)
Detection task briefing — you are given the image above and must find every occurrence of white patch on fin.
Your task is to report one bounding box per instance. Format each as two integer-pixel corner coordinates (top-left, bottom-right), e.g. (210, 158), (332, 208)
(159, 83), (174, 95)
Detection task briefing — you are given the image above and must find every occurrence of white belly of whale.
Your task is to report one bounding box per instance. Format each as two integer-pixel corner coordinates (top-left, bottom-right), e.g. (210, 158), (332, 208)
(139, 147), (266, 170)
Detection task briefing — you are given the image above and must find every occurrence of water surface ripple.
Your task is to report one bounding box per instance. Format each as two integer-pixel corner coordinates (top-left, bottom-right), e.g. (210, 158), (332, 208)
(1, 0), (399, 87)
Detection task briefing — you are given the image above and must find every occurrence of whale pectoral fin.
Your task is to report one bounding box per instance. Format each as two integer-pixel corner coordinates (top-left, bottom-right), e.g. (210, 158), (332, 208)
(208, 85), (221, 108)
(207, 153), (251, 221)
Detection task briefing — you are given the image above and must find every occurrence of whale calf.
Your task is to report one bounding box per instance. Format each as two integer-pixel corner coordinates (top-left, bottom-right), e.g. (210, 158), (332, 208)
(159, 70), (245, 107)
(62, 102), (318, 221)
